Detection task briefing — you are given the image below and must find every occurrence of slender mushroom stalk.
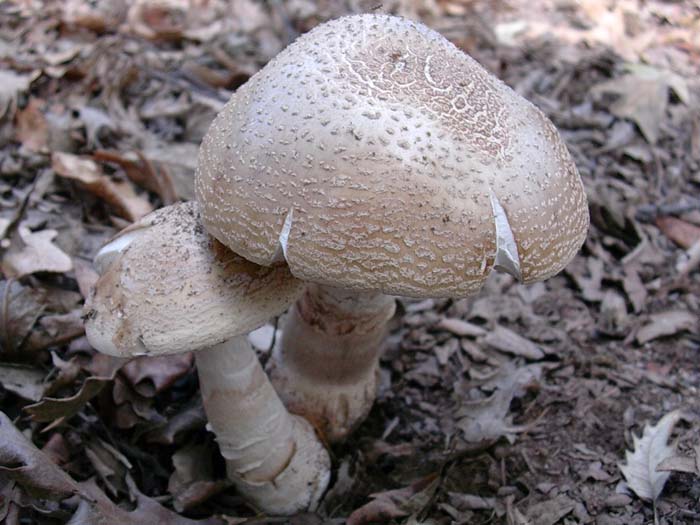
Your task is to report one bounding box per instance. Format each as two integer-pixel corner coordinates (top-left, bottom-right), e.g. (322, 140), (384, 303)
(84, 202), (330, 514)
(195, 15), (590, 440)
(196, 338), (329, 511)
(268, 285), (395, 441)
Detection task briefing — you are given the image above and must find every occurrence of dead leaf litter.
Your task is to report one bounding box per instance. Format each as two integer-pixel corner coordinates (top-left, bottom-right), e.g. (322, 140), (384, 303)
(0, 0), (699, 523)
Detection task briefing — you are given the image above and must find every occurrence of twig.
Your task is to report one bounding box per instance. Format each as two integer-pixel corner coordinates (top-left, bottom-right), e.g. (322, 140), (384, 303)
(0, 277), (13, 352)
(0, 174), (39, 256)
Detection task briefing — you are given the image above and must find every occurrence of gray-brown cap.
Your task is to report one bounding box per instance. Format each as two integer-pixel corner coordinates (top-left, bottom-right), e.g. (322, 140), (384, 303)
(195, 14), (589, 298)
(84, 202), (303, 357)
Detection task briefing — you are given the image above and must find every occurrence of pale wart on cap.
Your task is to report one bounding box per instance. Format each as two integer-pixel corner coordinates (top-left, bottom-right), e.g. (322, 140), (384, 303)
(196, 14), (588, 298)
(84, 202), (303, 357)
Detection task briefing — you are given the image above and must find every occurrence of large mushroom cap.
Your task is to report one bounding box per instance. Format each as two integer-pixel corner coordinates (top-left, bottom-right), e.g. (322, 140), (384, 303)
(195, 14), (589, 298)
(84, 202), (303, 357)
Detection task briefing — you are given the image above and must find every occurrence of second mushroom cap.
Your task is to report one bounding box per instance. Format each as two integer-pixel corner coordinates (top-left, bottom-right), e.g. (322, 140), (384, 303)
(84, 202), (303, 357)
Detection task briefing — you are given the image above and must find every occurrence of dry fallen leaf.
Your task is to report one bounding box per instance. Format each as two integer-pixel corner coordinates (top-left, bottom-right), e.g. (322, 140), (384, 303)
(52, 152), (153, 222)
(25, 370), (119, 423)
(2, 225), (73, 278)
(635, 310), (697, 344)
(144, 397), (206, 444)
(0, 218), (10, 240)
(0, 364), (46, 401)
(0, 412), (219, 524)
(168, 442), (227, 512)
(0, 280), (45, 356)
(525, 494), (576, 525)
(619, 409), (688, 502)
(456, 365), (539, 444)
(347, 474), (438, 525)
(68, 477), (222, 525)
(61, 0), (128, 32)
(121, 353), (194, 397)
(15, 98), (49, 152)
(75, 106), (119, 148)
(592, 64), (690, 144)
(0, 70), (39, 120)
(0, 411), (81, 500)
(657, 446), (700, 476)
(94, 150), (177, 204)
(73, 258), (100, 300)
(125, 0), (186, 41)
(655, 216), (700, 249)
(482, 324), (545, 360)
(23, 309), (85, 354)
(436, 317), (486, 337)
(141, 141), (199, 200)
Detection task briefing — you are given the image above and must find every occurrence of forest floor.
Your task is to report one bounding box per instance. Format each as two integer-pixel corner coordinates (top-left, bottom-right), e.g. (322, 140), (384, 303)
(0, 0), (699, 524)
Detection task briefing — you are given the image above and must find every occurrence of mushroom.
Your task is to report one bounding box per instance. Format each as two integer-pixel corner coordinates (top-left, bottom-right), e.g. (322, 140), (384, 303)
(195, 15), (589, 440)
(83, 202), (330, 514)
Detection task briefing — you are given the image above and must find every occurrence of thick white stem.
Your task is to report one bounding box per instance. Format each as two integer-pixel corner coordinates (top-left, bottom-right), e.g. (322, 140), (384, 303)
(269, 284), (396, 442)
(196, 337), (330, 514)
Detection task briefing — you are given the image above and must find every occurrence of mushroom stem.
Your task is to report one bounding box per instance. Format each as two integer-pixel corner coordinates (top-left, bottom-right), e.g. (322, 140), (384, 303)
(196, 336), (330, 514)
(268, 284), (396, 442)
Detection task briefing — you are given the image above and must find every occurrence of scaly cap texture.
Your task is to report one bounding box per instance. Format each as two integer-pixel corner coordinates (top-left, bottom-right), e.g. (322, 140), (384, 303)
(84, 202), (303, 357)
(195, 14), (589, 297)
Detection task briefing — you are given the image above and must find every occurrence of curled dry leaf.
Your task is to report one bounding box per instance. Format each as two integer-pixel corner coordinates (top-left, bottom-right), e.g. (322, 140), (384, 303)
(125, 0), (186, 41)
(52, 152), (152, 222)
(0, 280), (45, 356)
(73, 258), (100, 300)
(347, 474), (438, 525)
(592, 64), (690, 144)
(23, 309), (85, 354)
(84, 438), (133, 497)
(635, 310), (697, 344)
(525, 494), (576, 525)
(0, 364), (46, 401)
(619, 409), (688, 501)
(144, 397), (206, 445)
(456, 365), (540, 444)
(482, 324), (545, 360)
(141, 142), (199, 200)
(448, 492), (500, 512)
(68, 477), (222, 525)
(24, 368), (121, 423)
(15, 98), (49, 152)
(2, 225), (73, 278)
(75, 106), (119, 148)
(1, 412), (219, 525)
(0, 411), (80, 500)
(436, 317), (486, 337)
(61, 0), (128, 32)
(0, 70), (40, 120)
(168, 442), (227, 512)
(655, 216), (700, 249)
(120, 353), (194, 397)
(93, 150), (177, 204)
(0, 218), (10, 240)
(657, 448), (700, 476)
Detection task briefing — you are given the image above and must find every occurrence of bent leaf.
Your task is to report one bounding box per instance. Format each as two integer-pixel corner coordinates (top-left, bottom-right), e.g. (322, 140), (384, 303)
(0, 411), (80, 499)
(619, 410), (687, 501)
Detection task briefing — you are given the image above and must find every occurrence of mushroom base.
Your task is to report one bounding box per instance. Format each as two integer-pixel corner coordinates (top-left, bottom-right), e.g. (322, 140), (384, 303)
(268, 284), (396, 442)
(196, 337), (330, 514)
(230, 415), (331, 515)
